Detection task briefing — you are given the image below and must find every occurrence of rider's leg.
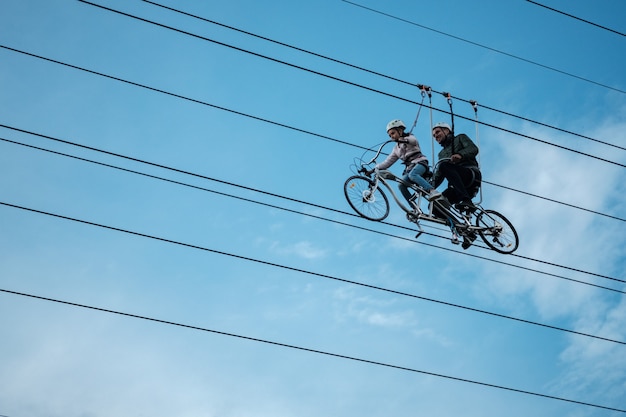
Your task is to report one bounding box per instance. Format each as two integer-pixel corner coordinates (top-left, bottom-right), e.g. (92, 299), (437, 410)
(462, 232), (477, 250)
(407, 164), (433, 192)
(398, 177), (414, 203)
(438, 162), (473, 204)
(408, 164), (441, 200)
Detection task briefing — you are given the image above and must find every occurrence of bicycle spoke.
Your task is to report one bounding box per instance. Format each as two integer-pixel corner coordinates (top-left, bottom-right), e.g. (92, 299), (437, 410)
(475, 209), (519, 254)
(344, 176), (390, 221)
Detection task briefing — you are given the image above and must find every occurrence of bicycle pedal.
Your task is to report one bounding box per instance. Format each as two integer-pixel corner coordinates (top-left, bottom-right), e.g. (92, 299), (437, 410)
(406, 211), (420, 223)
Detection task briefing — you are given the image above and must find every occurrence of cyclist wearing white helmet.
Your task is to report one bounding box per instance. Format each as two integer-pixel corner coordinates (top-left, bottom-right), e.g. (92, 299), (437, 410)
(431, 122), (480, 210)
(367, 119), (441, 203)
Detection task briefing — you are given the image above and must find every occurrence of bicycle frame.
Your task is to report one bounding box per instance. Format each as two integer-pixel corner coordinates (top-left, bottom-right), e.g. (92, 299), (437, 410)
(368, 166), (475, 239)
(361, 141), (485, 242)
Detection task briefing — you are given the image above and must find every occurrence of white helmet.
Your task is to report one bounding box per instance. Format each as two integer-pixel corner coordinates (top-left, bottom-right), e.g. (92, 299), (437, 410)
(432, 122), (452, 132)
(386, 119), (406, 132)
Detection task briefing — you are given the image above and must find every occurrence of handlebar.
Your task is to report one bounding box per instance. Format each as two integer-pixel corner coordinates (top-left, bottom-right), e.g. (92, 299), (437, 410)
(366, 140), (394, 165)
(432, 157), (452, 172)
(356, 140), (395, 177)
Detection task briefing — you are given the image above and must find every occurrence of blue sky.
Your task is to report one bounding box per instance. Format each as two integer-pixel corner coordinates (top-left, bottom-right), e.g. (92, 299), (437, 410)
(1, 0), (625, 416)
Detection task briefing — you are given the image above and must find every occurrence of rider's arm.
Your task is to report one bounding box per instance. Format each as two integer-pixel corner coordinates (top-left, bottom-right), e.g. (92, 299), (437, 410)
(455, 134), (479, 162)
(376, 148), (400, 170)
(400, 135), (418, 146)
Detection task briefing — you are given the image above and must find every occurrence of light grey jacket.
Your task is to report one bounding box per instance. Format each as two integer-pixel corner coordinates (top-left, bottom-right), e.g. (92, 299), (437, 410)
(376, 134), (428, 171)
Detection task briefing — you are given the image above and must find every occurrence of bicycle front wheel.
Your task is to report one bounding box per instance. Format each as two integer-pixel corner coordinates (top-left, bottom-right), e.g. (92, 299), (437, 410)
(344, 175), (390, 221)
(475, 209), (519, 254)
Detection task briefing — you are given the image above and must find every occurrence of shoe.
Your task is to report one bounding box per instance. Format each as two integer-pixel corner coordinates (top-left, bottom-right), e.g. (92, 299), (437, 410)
(462, 232), (477, 250)
(455, 199), (475, 211)
(427, 189), (442, 201)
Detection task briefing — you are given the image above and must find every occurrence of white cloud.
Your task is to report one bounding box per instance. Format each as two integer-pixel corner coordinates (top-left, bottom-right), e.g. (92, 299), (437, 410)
(331, 286), (455, 351)
(551, 296), (626, 405)
(272, 240), (328, 259)
(333, 286), (416, 328)
(476, 115), (626, 408)
(256, 237), (328, 260)
(479, 114), (626, 310)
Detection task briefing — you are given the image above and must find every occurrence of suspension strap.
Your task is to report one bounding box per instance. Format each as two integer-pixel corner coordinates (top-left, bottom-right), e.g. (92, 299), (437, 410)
(470, 100), (480, 168)
(418, 85), (435, 167)
(443, 92), (454, 133)
(408, 85), (427, 134)
(470, 100), (483, 205)
(442, 92), (457, 155)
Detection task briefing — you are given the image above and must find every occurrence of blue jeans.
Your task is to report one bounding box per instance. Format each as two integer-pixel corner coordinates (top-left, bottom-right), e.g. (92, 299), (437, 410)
(399, 163), (433, 202)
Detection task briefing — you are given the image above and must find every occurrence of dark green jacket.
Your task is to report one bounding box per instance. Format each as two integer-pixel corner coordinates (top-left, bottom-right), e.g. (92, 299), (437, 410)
(432, 133), (479, 187)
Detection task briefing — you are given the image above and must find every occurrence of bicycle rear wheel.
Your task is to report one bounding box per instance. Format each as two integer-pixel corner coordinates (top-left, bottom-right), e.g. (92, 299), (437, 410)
(475, 209), (519, 254)
(344, 175), (390, 221)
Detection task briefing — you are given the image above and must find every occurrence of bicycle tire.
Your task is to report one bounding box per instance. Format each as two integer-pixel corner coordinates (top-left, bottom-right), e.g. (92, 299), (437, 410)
(343, 175), (390, 221)
(475, 209), (519, 254)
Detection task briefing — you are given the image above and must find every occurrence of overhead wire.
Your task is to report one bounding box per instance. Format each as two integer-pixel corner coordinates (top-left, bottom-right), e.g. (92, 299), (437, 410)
(484, 179), (626, 223)
(2, 41), (624, 280)
(1, 128), (624, 290)
(1, 198), (625, 344)
(70, 2), (626, 168)
(525, 0), (626, 38)
(0, 45), (368, 153)
(341, 0), (626, 95)
(139, 0), (626, 152)
(8, 135), (624, 297)
(2, 288), (624, 413)
(0, 45), (623, 222)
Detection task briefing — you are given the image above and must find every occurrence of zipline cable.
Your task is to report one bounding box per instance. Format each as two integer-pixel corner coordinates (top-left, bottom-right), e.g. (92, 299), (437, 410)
(2, 130), (624, 288)
(3, 47), (625, 224)
(0, 45), (370, 152)
(139, 0), (626, 152)
(2, 287), (624, 413)
(69, 2), (626, 166)
(1, 42), (621, 223)
(3, 41), (625, 174)
(1, 44), (623, 169)
(1, 199), (625, 342)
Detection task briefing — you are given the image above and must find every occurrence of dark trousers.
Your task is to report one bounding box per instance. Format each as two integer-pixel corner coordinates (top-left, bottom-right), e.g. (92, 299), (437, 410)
(438, 161), (477, 204)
